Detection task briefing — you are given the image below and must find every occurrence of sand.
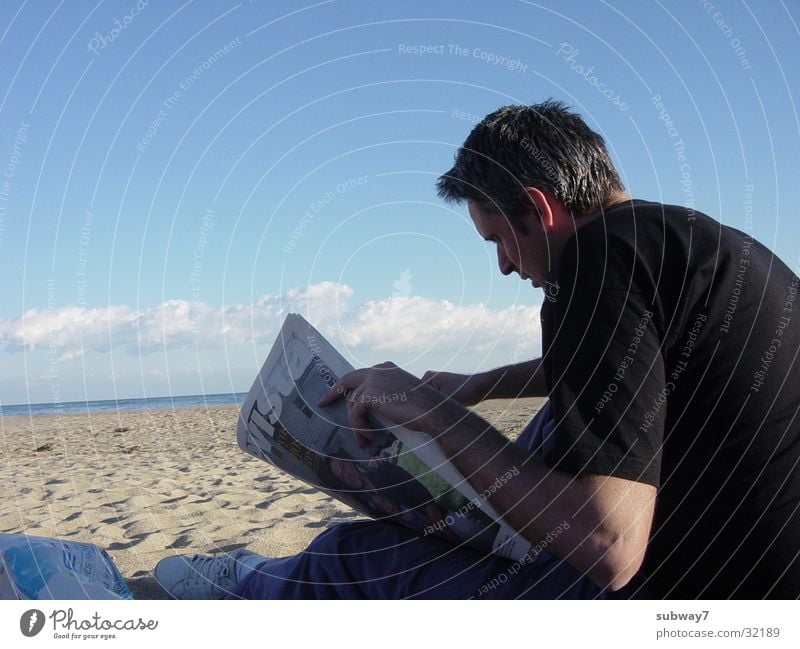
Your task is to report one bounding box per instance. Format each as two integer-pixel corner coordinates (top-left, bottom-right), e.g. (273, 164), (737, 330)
(0, 397), (546, 599)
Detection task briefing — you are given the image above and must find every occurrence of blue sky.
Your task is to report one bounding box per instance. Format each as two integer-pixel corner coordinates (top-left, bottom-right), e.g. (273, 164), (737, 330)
(0, 0), (798, 405)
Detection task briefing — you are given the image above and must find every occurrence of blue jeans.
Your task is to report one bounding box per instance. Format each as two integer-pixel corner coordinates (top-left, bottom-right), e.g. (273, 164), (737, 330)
(229, 403), (612, 599)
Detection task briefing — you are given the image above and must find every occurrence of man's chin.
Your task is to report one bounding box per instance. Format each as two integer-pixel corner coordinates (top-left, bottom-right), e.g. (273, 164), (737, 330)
(517, 271), (540, 287)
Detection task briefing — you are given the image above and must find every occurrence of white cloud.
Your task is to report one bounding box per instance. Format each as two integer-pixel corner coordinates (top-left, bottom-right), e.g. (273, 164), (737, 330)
(0, 305), (137, 360)
(0, 282), (541, 364)
(338, 296), (539, 356)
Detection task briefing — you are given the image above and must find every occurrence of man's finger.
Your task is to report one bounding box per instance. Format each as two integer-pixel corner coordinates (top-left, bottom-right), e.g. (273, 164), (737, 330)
(317, 369), (366, 407)
(420, 371), (442, 392)
(346, 398), (373, 447)
(354, 431), (372, 448)
(316, 382), (347, 407)
(347, 394), (369, 429)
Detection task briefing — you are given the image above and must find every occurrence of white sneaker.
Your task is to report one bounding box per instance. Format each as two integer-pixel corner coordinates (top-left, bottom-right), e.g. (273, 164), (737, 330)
(154, 549), (260, 599)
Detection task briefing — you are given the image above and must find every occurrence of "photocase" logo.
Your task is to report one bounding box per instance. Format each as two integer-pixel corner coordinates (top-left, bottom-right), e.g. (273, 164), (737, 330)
(20, 609), (45, 637)
(392, 269), (413, 298)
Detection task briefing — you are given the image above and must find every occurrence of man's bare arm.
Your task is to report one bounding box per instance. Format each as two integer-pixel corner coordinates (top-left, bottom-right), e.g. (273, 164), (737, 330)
(429, 401), (655, 591)
(320, 363), (655, 591)
(422, 358), (547, 406)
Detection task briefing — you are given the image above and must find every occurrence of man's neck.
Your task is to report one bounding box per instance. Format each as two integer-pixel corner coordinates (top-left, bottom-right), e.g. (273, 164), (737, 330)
(603, 191), (634, 208)
(549, 193), (636, 272)
(576, 192), (634, 228)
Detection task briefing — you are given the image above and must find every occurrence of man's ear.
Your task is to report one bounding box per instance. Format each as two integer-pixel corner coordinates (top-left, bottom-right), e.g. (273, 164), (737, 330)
(521, 187), (559, 229)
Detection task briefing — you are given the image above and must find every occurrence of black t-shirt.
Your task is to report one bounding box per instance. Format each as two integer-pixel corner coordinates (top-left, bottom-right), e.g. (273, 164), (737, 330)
(540, 199), (800, 599)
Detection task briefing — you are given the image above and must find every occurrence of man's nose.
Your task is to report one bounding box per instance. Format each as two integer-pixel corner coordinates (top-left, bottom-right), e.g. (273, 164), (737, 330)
(497, 246), (514, 275)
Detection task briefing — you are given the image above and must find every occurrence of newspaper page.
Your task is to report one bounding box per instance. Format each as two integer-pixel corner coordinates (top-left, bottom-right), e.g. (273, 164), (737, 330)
(237, 313), (533, 562)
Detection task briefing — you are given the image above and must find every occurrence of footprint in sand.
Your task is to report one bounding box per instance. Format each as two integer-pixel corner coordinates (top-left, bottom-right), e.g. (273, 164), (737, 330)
(101, 516), (125, 524)
(282, 510), (304, 519)
(161, 495), (188, 504)
(166, 534), (192, 549)
(107, 534), (147, 550)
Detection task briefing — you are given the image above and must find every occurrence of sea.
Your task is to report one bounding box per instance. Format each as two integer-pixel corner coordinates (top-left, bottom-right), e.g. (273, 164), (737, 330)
(0, 393), (247, 418)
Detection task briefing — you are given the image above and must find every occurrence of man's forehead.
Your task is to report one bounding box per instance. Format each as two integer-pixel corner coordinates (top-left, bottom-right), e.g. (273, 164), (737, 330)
(467, 201), (511, 235)
(467, 200), (494, 228)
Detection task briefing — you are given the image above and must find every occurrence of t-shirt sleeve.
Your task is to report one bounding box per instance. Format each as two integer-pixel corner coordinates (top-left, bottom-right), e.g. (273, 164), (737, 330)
(541, 231), (666, 487)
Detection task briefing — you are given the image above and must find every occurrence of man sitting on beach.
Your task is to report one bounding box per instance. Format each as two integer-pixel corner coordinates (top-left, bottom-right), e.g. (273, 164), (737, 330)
(155, 101), (800, 599)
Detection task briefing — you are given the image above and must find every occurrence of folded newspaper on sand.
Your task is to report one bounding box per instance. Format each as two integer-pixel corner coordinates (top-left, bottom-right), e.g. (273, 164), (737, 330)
(237, 313), (532, 562)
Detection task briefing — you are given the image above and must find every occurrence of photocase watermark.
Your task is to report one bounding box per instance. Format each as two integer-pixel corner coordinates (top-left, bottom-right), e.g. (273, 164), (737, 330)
(45, 278), (67, 429)
(20, 609), (45, 637)
(475, 520), (571, 597)
(136, 37), (242, 153)
(392, 269), (413, 298)
(639, 312), (707, 433)
(678, 312), (707, 364)
(751, 273), (797, 392)
(424, 466), (520, 536)
(595, 309), (654, 415)
(451, 107), (483, 126)
(543, 280), (560, 303)
(87, 0), (148, 55)
(398, 43), (446, 56)
(0, 121), (29, 245)
(498, 123), (566, 196)
(720, 184), (754, 335)
(190, 208), (215, 333)
(448, 43), (528, 73)
(76, 208), (94, 307)
(556, 43), (629, 111)
(699, 0), (753, 71)
(352, 391), (408, 405)
(47, 607), (158, 640)
(284, 174), (369, 254)
(305, 334), (408, 404)
(398, 43), (528, 72)
(307, 334), (339, 392)
(652, 94), (695, 220)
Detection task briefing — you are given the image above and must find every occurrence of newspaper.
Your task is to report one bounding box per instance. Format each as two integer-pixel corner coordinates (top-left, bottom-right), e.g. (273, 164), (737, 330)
(237, 313), (532, 561)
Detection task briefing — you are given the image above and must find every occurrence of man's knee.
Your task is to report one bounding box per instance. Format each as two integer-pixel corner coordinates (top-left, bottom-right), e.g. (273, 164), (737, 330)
(304, 522), (367, 555)
(304, 521), (412, 558)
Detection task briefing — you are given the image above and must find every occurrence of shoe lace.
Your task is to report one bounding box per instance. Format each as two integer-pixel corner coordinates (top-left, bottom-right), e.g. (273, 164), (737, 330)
(184, 554), (235, 595)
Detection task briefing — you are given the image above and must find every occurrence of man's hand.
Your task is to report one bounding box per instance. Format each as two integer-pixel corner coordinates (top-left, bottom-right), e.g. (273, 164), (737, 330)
(420, 370), (486, 406)
(318, 362), (464, 447)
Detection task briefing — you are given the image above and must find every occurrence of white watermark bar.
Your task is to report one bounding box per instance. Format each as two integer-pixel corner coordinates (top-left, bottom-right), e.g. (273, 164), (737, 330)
(1, 600), (798, 647)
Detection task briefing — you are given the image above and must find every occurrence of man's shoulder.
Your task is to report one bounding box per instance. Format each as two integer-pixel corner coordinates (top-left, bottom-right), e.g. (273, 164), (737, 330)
(598, 198), (707, 228)
(556, 199), (711, 289)
(577, 199), (723, 249)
